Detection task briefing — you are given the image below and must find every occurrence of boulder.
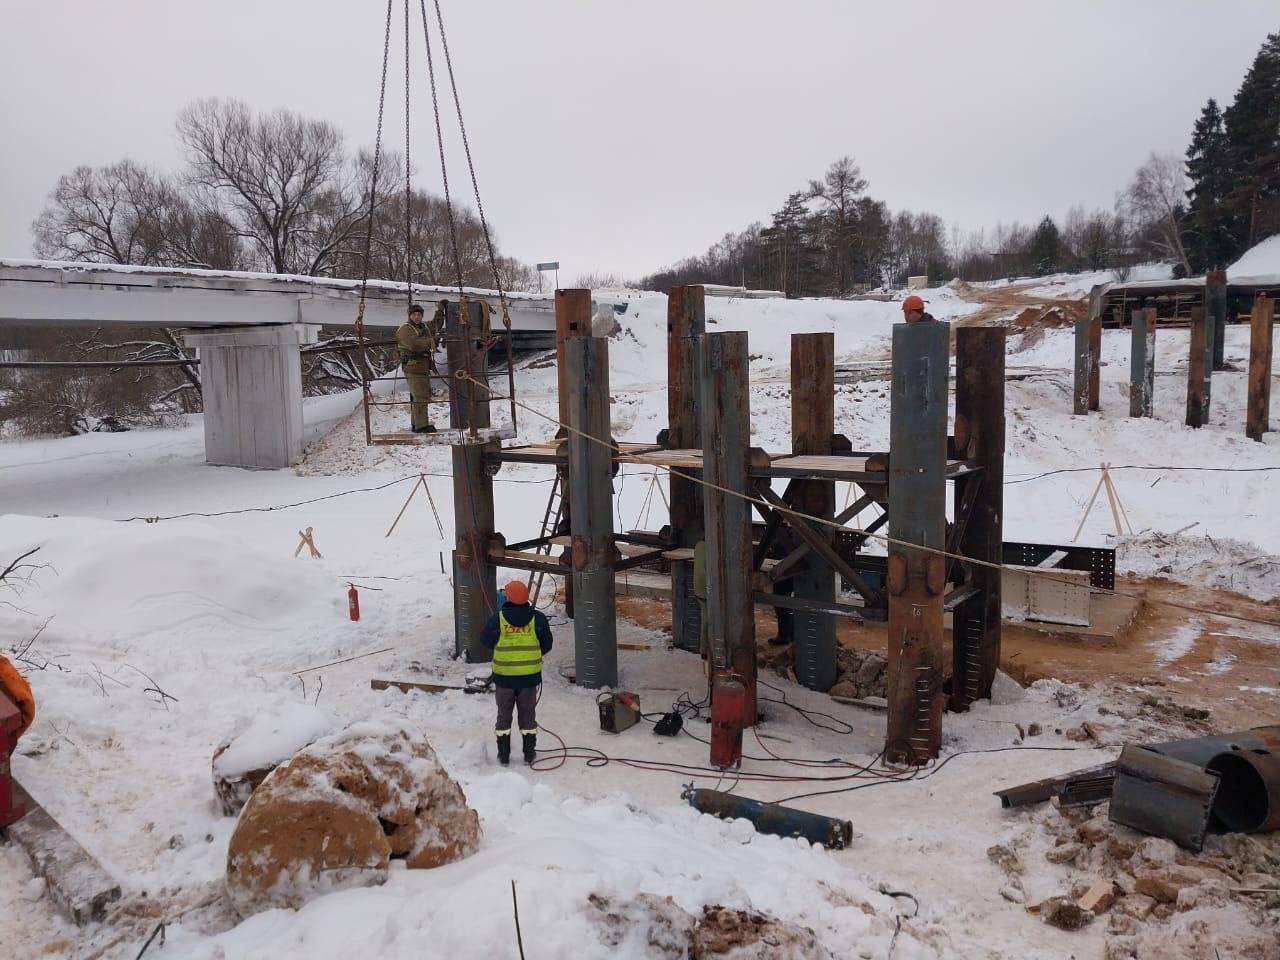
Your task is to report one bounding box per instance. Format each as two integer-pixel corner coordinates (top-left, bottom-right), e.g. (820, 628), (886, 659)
(212, 703), (335, 816)
(1114, 894), (1156, 921)
(1039, 897), (1093, 931)
(225, 720), (480, 917)
(1132, 865), (1229, 904)
(1131, 837), (1178, 866)
(692, 905), (831, 959)
(1046, 842), (1083, 865)
(989, 670), (1025, 705)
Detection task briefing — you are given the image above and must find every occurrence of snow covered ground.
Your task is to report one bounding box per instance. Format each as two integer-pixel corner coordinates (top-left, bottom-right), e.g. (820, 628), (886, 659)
(1, 280), (1278, 958)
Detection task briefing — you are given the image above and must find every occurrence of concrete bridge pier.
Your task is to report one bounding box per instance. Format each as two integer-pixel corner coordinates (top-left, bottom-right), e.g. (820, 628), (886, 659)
(184, 324), (317, 469)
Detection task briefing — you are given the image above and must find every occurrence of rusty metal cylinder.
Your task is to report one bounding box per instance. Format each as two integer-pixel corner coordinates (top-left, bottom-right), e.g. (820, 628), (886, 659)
(684, 787), (854, 849)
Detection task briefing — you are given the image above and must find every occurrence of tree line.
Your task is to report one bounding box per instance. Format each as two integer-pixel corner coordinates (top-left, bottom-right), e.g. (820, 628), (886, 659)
(642, 31), (1280, 294)
(32, 97), (536, 290)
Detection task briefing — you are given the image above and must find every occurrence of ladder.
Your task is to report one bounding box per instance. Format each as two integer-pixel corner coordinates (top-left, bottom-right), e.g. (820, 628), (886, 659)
(528, 471), (566, 606)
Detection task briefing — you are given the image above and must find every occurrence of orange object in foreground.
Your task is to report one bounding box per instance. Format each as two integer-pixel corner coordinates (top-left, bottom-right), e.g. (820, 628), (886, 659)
(0, 655), (34, 738)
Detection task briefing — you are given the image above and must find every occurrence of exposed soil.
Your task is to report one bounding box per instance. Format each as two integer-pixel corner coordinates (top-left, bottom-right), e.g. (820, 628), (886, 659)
(615, 575), (1280, 730)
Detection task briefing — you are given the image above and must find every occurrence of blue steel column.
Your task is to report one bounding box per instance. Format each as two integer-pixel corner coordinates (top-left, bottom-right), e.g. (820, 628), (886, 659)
(566, 335), (618, 688)
(701, 331), (757, 720)
(1207, 271), (1228, 372)
(885, 320), (949, 763)
(1130, 307), (1157, 418)
(447, 299), (496, 662)
(790, 333), (837, 691)
(667, 286), (705, 652)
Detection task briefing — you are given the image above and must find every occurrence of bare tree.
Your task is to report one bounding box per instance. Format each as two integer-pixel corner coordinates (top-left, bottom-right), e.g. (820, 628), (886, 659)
(1121, 152), (1191, 275)
(32, 160), (171, 265)
(177, 98), (371, 276)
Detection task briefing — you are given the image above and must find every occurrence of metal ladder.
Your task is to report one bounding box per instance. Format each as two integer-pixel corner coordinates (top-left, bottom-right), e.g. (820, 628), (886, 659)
(528, 471), (566, 606)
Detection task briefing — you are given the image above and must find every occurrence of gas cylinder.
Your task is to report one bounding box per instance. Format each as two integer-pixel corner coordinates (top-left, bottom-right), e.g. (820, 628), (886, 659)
(709, 672), (746, 769)
(347, 584), (361, 622)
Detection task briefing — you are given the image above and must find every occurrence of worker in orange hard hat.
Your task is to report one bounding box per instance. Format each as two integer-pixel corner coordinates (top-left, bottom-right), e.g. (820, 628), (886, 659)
(902, 294), (936, 324)
(481, 580), (553, 765)
(0, 654), (35, 740)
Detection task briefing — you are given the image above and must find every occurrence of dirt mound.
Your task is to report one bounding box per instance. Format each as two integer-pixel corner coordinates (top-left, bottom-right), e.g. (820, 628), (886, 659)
(225, 720), (480, 917)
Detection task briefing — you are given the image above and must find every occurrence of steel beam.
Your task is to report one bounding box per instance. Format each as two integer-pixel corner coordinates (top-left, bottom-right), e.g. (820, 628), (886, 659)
(1247, 294), (1275, 442)
(447, 300), (497, 662)
(789, 333), (838, 691)
(565, 334), (618, 687)
(667, 286), (706, 651)
(1186, 306), (1211, 428)
(951, 327), (1005, 711)
(701, 331), (756, 720)
(1207, 270), (1228, 371)
(1129, 306), (1157, 418)
(555, 290), (591, 618)
(886, 320), (949, 763)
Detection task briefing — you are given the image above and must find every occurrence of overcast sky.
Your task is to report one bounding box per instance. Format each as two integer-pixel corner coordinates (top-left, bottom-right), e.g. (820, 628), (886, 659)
(1, 1), (1276, 281)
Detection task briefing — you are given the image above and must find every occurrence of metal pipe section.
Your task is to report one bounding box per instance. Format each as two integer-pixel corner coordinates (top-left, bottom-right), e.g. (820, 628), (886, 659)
(790, 333), (837, 692)
(1151, 725), (1280, 833)
(701, 331), (757, 721)
(683, 787), (854, 849)
(885, 320), (949, 762)
(667, 286), (705, 652)
(447, 300), (497, 662)
(951, 326), (1005, 709)
(565, 334), (618, 688)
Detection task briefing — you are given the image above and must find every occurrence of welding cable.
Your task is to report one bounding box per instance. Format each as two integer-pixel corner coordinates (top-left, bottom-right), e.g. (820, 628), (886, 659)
(757, 678), (855, 735)
(769, 743), (1089, 805)
(456, 370), (1280, 632)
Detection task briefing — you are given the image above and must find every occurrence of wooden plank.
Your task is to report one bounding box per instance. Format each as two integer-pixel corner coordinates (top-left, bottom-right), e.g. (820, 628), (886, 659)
(7, 781), (121, 925)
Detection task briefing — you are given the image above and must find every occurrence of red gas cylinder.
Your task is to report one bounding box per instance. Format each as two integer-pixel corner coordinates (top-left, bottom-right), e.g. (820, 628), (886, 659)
(347, 584), (361, 622)
(710, 672), (747, 770)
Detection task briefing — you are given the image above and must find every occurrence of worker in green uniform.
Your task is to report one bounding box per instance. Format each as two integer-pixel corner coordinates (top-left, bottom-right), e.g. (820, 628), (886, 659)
(396, 302), (442, 433)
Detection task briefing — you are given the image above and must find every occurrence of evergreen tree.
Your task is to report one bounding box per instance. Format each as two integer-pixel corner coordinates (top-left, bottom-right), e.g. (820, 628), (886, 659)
(1027, 216), (1061, 275)
(1222, 32), (1280, 254)
(1185, 99), (1235, 270)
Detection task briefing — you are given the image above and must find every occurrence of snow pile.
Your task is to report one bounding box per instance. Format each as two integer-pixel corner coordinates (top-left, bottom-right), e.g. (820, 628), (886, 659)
(1227, 232), (1280, 283)
(1117, 532), (1280, 602)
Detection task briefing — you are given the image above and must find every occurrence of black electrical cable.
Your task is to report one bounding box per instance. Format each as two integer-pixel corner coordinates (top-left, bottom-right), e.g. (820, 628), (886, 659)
(1005, 464), (1280, 485)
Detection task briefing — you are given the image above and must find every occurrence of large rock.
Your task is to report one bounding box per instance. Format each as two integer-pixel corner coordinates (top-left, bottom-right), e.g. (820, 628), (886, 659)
(212, 703), (336, 816)
(225, 720), (480, 917)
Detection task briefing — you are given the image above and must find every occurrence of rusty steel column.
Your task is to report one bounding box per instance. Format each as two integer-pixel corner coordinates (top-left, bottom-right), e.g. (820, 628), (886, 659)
(790, 333), (837, 691)
(1247, 294), (1275, 442)
(565, 334), (618, 687)
(951, 327), (1005, 711)
(1208, 271), (1228, 372)
(1186, 306), (1211, 428)
(1074, 286), (1103, 415)
(555, 290), (592, 619)
(667, 286), (705, 652)
(1088, 302), (1102, 412)
(1129, 306), (1157, 418)
(886, 320), (949, 763)
(701, 331), (757, 720)
(447, 300), (497, 662)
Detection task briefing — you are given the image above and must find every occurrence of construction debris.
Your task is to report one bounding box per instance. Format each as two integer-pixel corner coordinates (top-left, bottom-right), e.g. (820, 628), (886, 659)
(1109, 746), (1220, 852)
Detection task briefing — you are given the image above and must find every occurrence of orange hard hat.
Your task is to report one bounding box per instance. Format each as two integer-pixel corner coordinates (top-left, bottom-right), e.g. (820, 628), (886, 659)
(503, 580), (530, 605)
(902, 294), (926, 314)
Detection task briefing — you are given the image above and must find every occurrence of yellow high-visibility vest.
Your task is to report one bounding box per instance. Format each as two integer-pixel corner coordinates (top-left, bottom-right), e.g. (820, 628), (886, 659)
(493, 612), (543, 677)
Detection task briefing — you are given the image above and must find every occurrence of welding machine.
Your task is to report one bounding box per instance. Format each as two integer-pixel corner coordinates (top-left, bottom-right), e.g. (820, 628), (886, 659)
(598, 691), (641, 733)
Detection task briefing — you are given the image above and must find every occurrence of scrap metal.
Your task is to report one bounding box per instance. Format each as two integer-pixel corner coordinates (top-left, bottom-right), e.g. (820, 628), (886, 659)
(1110, 746), (1221, 852)
(683, 787), (854, 849)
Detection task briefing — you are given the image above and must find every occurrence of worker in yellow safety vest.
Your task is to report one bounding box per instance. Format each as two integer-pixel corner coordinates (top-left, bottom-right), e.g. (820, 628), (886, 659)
(481, 580), (553, 765)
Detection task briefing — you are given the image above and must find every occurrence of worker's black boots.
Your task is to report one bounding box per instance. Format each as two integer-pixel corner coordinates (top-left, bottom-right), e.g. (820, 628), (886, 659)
(522, 732), (537, 765)
(496, 733), (511, 766)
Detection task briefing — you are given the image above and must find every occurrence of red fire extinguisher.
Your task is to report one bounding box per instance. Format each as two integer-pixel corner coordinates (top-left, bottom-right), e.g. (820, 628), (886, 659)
(347, 583), (361, 622)
(709, 671), (747, 770)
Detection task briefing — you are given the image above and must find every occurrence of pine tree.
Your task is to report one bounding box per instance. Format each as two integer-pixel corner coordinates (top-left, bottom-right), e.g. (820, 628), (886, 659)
(1027, 216), (1061, 276)
(1222, 32), (1280, 254)
(1185, 99), (1235, 270)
